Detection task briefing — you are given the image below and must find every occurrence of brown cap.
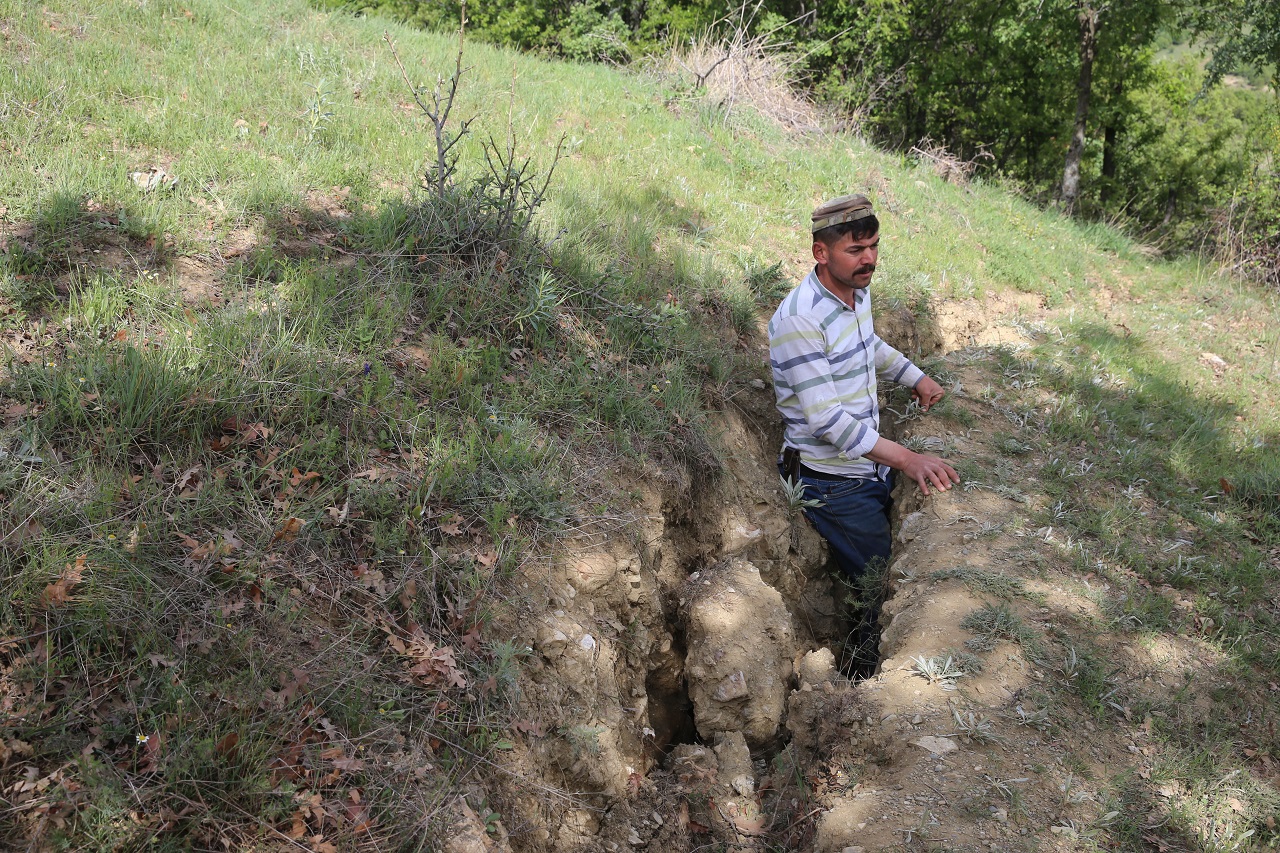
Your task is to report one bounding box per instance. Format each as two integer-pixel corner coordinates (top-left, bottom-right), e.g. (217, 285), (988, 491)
(811, 194), (874, 233)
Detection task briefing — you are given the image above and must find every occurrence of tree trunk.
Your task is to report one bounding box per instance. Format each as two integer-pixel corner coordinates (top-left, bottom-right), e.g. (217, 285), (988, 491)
(1060, 2), (1101, 214)
(1100, 123), (1117, 205)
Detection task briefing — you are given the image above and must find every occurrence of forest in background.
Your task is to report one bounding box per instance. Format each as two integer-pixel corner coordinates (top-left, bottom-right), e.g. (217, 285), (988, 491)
(322, 0), (1280, 285)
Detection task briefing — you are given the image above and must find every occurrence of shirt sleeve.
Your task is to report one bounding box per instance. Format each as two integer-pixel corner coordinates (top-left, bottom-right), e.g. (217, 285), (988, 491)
(770, 313), (881, 459)
(874, 337), (925, 389)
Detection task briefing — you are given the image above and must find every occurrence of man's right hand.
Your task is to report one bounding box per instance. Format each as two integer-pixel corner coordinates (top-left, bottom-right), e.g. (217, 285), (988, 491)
(901, 452), (960, 496)
(866, 438), (961, 496)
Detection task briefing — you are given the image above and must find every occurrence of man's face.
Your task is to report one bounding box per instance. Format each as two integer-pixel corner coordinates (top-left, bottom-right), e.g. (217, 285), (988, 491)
(814, 230), (879, 291)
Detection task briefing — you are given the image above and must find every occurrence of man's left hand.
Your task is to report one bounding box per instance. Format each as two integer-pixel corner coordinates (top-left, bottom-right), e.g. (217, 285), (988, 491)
(913, 376), (946, 410)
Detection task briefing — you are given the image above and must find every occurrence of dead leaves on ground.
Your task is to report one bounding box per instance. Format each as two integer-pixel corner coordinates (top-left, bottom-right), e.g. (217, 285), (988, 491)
(382, 622), (467, 690)
(2, 760), (84, 833)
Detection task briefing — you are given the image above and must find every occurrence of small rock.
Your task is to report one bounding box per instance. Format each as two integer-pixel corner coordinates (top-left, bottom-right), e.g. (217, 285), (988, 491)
(749, 378), (766, 390)
(842, 847), (866, 853)
(898, 511), (928, 543)
(912, 736), (958, 755)
(797, 648), (838, 685)
(993, 808), (1008, 822)
(912, 714), (923, 725)
(712, 670), (749, 702)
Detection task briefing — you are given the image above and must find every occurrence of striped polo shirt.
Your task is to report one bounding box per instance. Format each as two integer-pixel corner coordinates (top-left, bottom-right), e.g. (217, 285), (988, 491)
(769, 269), (924, 477)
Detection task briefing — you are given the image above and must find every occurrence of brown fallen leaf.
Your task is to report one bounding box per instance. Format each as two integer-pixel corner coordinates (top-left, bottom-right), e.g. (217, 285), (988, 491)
(42, 556), (86, 608)
(215, 731), (239, 760)
(270, 517), (304, 545)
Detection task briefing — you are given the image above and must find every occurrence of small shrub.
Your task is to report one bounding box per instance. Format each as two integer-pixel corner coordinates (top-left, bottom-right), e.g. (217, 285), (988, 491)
(961, 601), (1035, 653)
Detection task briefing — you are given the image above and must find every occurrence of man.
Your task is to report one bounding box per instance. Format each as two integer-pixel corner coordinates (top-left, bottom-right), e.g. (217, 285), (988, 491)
(769, 194), (959, 667)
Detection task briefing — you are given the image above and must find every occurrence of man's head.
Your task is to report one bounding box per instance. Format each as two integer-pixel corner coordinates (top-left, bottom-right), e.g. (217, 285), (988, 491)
(811, 194), (880, 294)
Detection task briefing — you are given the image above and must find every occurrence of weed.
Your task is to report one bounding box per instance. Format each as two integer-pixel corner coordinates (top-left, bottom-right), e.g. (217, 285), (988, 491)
(1199, 820), (1256, 852)
(743, 257), (787, 303)
(1012, 704), (1052, 731)
(960, 602), (1036, 653)
(911, 654), (967, 689)
(997, 435), (1034, 455)
(1058, 645), (1081, 679)
(930, 566), (1035, 601)
(513, 269), (565, 337)
(961, 479), (1031, 504)
(949, 708), (1004, 745)
(943, 649), (985, 675)
(780, 475), (824, 513)
(302, 78), (337, 145)
(901, 434), (949, 453)
(559, 724), (606, 759)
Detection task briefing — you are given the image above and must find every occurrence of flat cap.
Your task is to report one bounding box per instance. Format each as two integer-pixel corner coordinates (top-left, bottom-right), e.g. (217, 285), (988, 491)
(811, 193), (874, 233)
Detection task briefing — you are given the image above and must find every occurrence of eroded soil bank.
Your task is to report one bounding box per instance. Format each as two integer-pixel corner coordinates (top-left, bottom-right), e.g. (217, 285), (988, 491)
(444, 294), (1226, 853)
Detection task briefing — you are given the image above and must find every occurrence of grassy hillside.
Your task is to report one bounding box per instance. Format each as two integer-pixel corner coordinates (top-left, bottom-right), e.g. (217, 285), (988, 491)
(1, 0), (1279, 850)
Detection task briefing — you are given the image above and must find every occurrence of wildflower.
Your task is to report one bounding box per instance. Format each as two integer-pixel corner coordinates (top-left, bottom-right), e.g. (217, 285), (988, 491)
(136, 733), (150, 744)
(650, 384), (660, 393)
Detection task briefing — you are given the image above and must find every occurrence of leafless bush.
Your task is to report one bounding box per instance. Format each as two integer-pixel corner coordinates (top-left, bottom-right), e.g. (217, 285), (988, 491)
(910, 138), (994, 186)
(1211, 195), (1280, 291)
(664, 5), (825, 134)
(384, 17), (564, 275)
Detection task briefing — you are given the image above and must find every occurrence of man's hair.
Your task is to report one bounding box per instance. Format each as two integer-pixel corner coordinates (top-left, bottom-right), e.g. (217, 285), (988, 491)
(813, 215), (880, 247)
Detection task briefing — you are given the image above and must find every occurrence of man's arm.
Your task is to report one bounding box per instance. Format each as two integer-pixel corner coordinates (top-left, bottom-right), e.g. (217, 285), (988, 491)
(873, 335), (947, 410)
(865, 436), (960, 496)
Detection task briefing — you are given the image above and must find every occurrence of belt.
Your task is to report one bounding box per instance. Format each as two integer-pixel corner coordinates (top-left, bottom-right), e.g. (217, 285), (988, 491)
(797, 463), (854, 481)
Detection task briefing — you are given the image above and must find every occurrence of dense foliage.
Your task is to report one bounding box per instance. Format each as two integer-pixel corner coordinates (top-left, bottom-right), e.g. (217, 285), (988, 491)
(327, 0), (1280, 279)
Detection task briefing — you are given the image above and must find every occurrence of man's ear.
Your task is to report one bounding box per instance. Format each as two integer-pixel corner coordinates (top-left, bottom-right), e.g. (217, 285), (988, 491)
(812, 239), (828, 265)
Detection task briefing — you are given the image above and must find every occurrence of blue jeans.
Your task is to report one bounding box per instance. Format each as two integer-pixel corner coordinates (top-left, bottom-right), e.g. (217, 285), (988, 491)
(781, 466), (894, 582)
(781, 463), (894, 674)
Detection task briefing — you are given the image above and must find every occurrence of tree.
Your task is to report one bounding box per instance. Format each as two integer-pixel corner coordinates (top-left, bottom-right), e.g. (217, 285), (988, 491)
(1190, 0), (1280, 87)
(1060, 0), (1103, 213)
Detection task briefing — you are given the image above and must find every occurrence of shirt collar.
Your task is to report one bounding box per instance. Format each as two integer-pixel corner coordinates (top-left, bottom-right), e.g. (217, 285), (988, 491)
(807, 267), (865, 310)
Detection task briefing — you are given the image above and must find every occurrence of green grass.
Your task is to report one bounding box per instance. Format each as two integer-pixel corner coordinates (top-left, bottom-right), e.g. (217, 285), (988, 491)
(2, 0), (1280, 849)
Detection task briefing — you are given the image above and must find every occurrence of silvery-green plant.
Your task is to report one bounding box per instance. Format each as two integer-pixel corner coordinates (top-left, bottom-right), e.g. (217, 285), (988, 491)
(911, 654), (966, 689)
(780, 476), (823, 513)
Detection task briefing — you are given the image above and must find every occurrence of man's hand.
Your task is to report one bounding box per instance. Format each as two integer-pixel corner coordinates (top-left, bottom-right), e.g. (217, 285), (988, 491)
(866, 438), (961, 496)
(901, 452), (960, 496)
(912, 376), (946, 410)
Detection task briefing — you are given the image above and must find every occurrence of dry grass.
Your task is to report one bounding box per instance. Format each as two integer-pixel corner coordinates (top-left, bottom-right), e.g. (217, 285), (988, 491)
(666, 25), (825, 133)
(909, 138), (993, 186)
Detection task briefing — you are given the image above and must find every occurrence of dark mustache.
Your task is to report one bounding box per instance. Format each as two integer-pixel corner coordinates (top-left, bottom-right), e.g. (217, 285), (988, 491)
(854, 265), (876, 275)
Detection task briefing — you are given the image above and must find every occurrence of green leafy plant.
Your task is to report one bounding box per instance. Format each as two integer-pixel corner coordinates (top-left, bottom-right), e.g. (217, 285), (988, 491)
(303, 77), (336, 144)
